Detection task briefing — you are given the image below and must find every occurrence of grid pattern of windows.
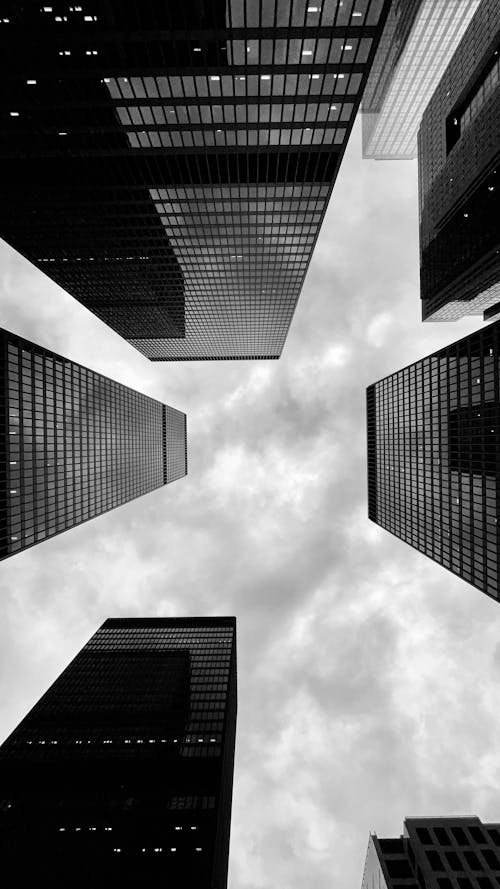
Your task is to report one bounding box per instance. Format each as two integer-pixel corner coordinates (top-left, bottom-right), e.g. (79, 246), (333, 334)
(0, 618), (237, 889)
(361, 0), (479, 160)
(418, 0), (500, 321)
(367, 320), (500, 600)
(363, 818), (500, 889)
(0, 0), (389, 361)
(0, 329), (187, 561)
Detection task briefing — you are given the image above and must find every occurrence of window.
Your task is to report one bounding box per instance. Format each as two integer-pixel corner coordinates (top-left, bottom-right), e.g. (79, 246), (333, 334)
(452, 828), (468, 846)
(483, 850), (500, 870)
(417, 828), (433, 845)
(434, 828), (451, 846)
(426, 851), (444, 871)
(464, 850), (482, 870)
(386, 860), (414, 879)
(446, 851), (463, 870)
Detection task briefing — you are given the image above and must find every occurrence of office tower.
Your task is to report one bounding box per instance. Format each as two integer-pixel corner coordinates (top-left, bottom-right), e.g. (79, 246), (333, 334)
(419, 0), (500, 321)
(367, 320), (500, 600)
(0, 328), (187, 561)
(361, 0), (479, 160)
(362, 817), (500, 889)
(0, 616), (237, 888)
(0, 1), (391, 361)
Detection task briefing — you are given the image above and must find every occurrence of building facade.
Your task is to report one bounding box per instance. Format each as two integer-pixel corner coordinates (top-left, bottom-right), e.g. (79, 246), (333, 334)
(419, 0), (500, 321)
(362, 817), (500, 889)
(367, 320), (500, 600)
(0, 328), (187, 561)
(0, 616), (237, 888)
(361, 0), (479, 160)
(0, 0), (390, 360)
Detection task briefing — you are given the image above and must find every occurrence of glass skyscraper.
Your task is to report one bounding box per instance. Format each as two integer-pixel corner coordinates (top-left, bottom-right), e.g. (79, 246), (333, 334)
(362, 817), (500, 889)
(419, 0), (500, 321)
(1, 0), (390, 360)
(0, 328), (187, 561)
(367, 320), (500, 600)
(0, 617), (237, 888)
(361, 0), (479, 160)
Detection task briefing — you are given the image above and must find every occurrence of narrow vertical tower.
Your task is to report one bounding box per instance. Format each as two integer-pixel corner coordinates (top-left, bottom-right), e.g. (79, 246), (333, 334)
(419, 0), (500, 321)
(0, 617), (237, 888)
(367, 320), (500, 599)
(362, 817), (500, 889)
(0, 328), (187, 560)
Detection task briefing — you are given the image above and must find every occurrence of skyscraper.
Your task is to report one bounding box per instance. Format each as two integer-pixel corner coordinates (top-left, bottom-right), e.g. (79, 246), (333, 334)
(367, 320), (500, 600)
(361, 0), (479, 160)
(0, 616), (237, 888)
(362, 817), (500, 889)
(418, 0), (500, 321)
(0, 328), (187, 561)
(1, 0), (390, 361)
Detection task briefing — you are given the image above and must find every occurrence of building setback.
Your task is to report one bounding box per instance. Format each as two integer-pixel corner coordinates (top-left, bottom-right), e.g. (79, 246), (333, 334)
(361, 0), (479, 160)
(0, 328), (187, 561)
(419, 0), (500, 321)
(362, 817), (500, 889)
(0, 617), (237, 888)
(367, 320), (500, 600)
(0, 0), (390, 361)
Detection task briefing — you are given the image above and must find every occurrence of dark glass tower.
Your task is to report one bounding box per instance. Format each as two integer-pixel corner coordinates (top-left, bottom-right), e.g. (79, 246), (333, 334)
(0, 328), (187, 561)
(419, 0), (500, 321)
(0, 617), (237, 889)
(361, 0), (479, 160)
(362, 817), (500, 889)
(367, 320), (500, 600)
(0, 0), (390, 360)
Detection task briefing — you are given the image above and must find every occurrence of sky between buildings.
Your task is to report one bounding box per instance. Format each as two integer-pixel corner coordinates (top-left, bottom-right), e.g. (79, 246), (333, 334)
(0, 117), (498, 889)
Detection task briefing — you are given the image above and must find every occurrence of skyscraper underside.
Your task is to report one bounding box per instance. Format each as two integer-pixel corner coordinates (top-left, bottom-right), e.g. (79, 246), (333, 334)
(0, 0), (389, 360)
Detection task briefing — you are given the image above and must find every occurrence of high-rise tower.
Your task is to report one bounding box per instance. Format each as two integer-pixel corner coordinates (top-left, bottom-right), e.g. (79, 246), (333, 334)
(362, 817), (500, 889)
(0, 328), (187, 560)
(0, 0), (390, 360)
(0, 617), (237, 888)
(367, 320), (500, 600)
(361, 0), (479, 160)
(419, 0), (500, 321)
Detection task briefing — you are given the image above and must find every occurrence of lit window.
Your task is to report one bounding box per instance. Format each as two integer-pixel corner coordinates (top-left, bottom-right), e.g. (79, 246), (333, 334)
(9, 112), (19, 117)
(27, 79), (37, 85)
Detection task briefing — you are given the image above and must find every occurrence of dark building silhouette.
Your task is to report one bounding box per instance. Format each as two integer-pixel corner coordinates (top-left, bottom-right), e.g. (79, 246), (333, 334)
(419, 0), (500, 321)
(0, 328), (187, 561)
(362, 817), (500, 889)
(361, 0), (479, 160)
(367, 320), (500, 600)
(0, 616), (237, 889)
(1, 0), (390, 360)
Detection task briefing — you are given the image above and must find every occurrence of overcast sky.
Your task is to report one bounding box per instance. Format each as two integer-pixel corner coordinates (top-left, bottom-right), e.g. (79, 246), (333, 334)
(0, 117), (498, 889)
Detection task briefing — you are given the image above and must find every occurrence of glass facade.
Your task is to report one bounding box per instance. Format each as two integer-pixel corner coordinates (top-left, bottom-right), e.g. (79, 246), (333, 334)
(0, 328), (187, 561)
(418, 0), (500, 321)
(367, 321), (500, 600)
(361, 0), (480, 160)
(0, 0), (389, 360)
(0, 617), (237, 888)
(362, 818), (500, 889)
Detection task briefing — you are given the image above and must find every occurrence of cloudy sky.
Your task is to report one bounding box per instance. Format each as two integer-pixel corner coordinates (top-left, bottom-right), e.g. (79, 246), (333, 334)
(0, 117), (498, 889)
